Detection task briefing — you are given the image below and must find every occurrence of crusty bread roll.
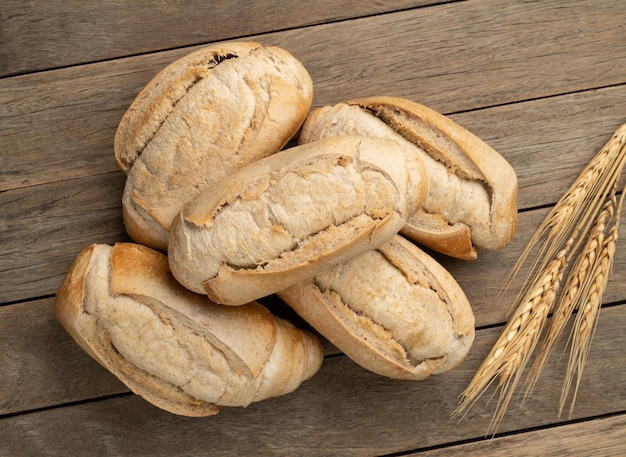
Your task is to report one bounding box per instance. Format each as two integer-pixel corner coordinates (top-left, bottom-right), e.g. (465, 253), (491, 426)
(278, 234), (474, 380)
(298, 96), (518, 260)
(114, 42), (314, 250)
(55, 242), (323, 417)
(168, 135), (429, 306)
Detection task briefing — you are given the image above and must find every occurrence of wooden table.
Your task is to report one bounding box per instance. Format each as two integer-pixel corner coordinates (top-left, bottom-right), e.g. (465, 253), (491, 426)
(2, 1), (625, 455)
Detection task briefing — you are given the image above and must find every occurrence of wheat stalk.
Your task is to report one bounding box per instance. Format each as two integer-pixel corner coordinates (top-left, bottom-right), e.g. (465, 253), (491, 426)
(454, 124), (626, 434)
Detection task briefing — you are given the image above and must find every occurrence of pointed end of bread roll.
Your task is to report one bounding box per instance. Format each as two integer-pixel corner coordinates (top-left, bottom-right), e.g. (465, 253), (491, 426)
(121, 190), (170, 251)
(347, 96), (519, 253)
(401, 211), (478, 261)
(55, 244), (101, 361)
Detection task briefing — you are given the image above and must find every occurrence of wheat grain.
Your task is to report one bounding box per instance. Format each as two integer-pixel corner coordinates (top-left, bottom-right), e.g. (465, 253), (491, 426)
(501, 124), (626, 304)
(547, 152), (611, 239)
(523, 192), (615, 397)
(454, 124), (626, 434)
(559, 189), (623, 419)
(503, 126), (626, 345)
(454, 242), (570, 434)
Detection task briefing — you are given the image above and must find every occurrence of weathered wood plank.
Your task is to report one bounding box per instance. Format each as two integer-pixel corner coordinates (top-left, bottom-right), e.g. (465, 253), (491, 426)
(3, 0), (626, 192)
(0, 0), (434, 77)
(1, 304), (624, 456)
(414, 414), (626, 456)
(0, 172), (131, 303)
(0, 298), (127, 415)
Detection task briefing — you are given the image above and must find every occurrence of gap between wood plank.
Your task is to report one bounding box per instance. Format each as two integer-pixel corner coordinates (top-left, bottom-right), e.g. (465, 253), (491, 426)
(377, 410), (626, 456)
(0, 1), (453, 79)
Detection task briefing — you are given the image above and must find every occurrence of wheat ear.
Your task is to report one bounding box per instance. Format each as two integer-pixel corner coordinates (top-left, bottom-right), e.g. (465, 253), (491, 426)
(499, 124), (626, 309)
(453, 240), (571, 435)
(523, 190), (616, 397)
(559, 188), (624, 418)
(454, 124), (626, 434)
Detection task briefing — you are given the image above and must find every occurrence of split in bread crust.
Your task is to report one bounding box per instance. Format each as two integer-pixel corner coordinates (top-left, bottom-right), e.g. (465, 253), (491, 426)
(55, 242), (323, 417)
(168, 135), (428, 306)
(298, 96), (518, 260)
(114, 42), (314, 250)
(278, 234), (475, 380)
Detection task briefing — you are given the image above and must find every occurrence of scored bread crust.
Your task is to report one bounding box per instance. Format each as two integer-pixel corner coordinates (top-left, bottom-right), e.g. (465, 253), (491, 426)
(114, 42), (314, 250)
(299, 96), (519, 260)
(278, 234), (475, 380)
(114, 42), (259, 172)
(55, 242), (323, 417)
(168, 135), (428, 306)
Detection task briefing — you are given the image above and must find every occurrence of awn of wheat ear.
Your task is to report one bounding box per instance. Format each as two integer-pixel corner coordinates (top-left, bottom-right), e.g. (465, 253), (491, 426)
(453, 123), (626, 435)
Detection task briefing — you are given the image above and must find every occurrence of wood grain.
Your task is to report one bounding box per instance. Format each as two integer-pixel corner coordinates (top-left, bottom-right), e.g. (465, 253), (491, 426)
(290, 0), (626, 111)
(1, 304), (624, 456)
(3, 0), (626, 192)
(0, 298), (126, 415)
(0, 172), (131, 304)
(414, 414), (626, 456)
(0, 0), (434, 77)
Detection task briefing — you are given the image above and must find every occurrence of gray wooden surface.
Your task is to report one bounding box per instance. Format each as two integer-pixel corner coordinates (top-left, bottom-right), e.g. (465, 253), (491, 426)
(1, 1), (625, 455)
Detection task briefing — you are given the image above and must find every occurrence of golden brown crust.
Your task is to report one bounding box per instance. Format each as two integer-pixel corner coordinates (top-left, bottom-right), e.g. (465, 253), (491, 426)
(55, 245), (102, 362)
(400, 211), (477, 261)
(278, 234), (475, 380)
(168, 135), (426, 305)
(54, 242), (323, 416)
(115, 42), (314, 250)
(298, 96), (519, 259)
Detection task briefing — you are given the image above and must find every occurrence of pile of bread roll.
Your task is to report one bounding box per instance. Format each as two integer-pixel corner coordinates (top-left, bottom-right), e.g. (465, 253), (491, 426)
(55, 42), (518, 417)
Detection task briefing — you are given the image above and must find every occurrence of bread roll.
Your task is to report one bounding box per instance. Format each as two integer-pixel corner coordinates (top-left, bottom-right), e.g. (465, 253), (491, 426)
(168, 135), (428, 306)
(114, 42), (314, 250)
(55, 242), (323, 417)
(278, 234), (474, 380)
(298, 96), (518, 260)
